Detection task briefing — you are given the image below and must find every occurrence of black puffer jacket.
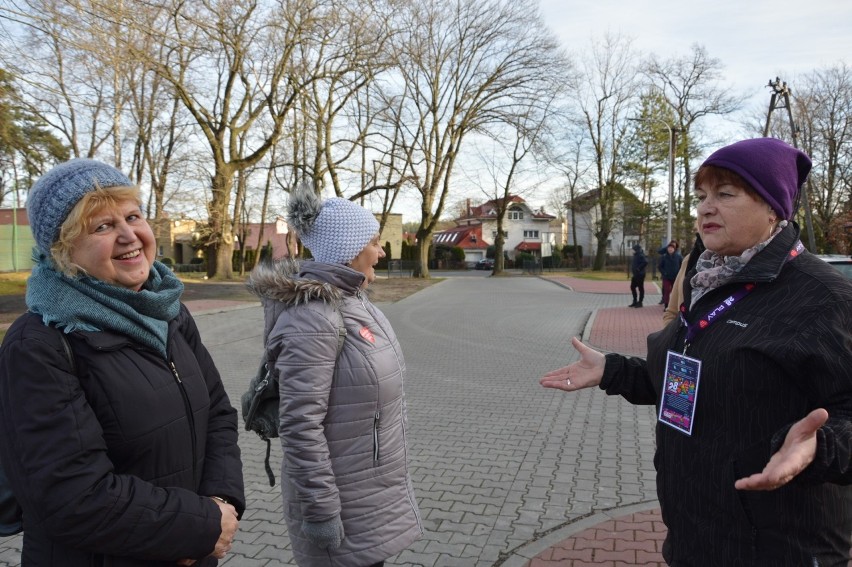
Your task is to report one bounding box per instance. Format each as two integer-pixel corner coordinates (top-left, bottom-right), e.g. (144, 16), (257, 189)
(602, 224), (852, 566)
(0, 305), (245, 566)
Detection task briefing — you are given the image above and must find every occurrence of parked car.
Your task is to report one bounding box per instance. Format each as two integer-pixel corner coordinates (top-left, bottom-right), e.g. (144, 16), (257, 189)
(816, 255), (852, 279)
(475, 258), (495, 270)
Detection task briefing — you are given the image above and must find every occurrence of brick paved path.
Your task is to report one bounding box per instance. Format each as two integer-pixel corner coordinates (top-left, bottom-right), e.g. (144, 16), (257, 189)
(0, 275), (664, 566)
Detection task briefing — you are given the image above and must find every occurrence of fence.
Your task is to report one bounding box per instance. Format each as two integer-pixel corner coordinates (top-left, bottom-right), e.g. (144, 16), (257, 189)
(387, 260), (415, 278)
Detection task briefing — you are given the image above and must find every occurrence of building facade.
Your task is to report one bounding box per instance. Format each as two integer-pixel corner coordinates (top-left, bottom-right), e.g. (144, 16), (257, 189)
(563, 189), (644, 266)
(434, 196), (558, 266)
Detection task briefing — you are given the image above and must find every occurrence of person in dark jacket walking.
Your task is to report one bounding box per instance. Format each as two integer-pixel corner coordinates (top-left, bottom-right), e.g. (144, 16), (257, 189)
(629, 244), (648, 307)
(657, 242), (683, 308)
(0, 159), (245, 566)
(247, 185), (422, 567)
(540, 138), (852, 566)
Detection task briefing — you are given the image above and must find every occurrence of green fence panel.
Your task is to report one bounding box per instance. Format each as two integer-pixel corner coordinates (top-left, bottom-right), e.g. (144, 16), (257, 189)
(0, 225), (36, 272)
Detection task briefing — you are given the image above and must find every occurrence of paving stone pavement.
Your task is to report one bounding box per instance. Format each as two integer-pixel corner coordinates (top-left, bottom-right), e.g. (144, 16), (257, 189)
(0, 274), (664, 566)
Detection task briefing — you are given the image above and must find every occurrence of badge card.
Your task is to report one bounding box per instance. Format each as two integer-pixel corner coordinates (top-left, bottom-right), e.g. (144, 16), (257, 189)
(658, 351), (702, 435)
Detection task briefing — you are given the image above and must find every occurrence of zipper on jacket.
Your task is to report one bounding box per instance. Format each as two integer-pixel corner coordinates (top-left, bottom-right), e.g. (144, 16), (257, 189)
(356, 289), (369, 310)
(170, 360), (199, 484)
(372, 411), (381, 462)
(357, 289), (423, 531)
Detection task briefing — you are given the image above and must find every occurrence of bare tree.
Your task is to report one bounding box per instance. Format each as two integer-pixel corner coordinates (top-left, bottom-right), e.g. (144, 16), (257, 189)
(383, 0), (567, 277)
(644, 44), (742, 243)
(476, 89), (563, 275)
(0, 0), (130, 161)
(122, 0), (329, 279)
(573, 33), (640, 270)
(792, 64), (852, 252)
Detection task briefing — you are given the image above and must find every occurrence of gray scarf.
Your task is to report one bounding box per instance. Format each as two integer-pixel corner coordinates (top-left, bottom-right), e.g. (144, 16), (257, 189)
(690, 221), (786, 307)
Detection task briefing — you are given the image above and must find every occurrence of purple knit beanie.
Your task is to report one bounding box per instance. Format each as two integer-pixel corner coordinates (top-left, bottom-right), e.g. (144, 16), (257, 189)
(700, 138), (812, 220)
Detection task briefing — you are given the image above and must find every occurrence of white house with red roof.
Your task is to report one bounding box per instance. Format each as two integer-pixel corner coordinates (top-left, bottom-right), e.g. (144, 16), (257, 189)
(434, 196), (558, 266)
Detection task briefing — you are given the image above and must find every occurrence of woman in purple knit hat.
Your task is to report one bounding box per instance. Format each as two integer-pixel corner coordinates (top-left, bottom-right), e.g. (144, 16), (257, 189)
(541, 138), (852, 566)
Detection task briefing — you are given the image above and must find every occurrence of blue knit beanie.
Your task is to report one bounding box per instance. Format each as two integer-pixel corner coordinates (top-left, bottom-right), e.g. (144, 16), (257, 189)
(286, 184), (379, 264)
(700, 138), (812, 220)
(27, 158), (133, 253)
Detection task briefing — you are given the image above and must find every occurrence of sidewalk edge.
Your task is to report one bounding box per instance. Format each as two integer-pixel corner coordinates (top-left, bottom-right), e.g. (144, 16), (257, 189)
(499, 499), (661, 567)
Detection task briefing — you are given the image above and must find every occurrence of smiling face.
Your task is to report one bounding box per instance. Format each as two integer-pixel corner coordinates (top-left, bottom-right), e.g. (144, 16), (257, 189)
(694, 171), (778, 257)
(68, 198), (156, 290)
(349, 234), (385, 287)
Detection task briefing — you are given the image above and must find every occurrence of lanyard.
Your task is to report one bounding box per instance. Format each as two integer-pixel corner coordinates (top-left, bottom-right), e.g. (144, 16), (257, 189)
(678, 240), (804, 353)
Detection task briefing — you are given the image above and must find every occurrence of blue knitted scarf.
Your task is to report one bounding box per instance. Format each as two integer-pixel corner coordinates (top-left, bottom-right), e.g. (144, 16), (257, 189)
(26, 254), (184, 358)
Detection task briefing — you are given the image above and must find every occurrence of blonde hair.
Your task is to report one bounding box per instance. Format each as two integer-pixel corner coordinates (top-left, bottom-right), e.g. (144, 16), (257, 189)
(51, 184), (142, 276)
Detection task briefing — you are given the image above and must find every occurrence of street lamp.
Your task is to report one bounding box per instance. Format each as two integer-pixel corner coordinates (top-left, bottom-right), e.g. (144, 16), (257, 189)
(630, 117), (678, 246)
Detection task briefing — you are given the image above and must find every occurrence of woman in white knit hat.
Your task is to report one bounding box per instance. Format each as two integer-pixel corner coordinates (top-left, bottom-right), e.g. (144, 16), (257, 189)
(248, 184), (422, 567)
(0, 158), (244, 566)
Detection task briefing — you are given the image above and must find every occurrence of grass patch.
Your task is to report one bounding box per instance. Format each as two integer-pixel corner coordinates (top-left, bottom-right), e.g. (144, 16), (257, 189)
(0, 272), (28, 296)
(369, 277), (442, 303)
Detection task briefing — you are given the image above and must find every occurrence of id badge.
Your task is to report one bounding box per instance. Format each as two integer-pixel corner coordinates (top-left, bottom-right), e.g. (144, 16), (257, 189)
(658, 351), (702, 435)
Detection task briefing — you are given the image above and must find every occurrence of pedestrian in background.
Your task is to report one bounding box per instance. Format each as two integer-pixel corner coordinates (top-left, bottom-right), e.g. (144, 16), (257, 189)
(657, 241), (682, 308)
(629, 243), (648, 307)
(541, 138), (852, 565)
(248, 184), (422, 567)
(0, 159), (244, 566)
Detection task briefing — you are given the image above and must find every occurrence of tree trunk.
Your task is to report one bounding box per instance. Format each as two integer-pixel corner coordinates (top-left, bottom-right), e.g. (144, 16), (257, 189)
(413, 229), (431, 278)
(207, 167), (235, 279)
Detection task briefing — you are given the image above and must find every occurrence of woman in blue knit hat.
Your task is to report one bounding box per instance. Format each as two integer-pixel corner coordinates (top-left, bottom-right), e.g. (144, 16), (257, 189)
(247, 184), (422, 567)
(541, 138), (852, 566)
(0, 158), (245, 566)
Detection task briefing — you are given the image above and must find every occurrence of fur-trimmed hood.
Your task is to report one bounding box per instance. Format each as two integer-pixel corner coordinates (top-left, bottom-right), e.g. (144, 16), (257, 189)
(246, 258), (367, 307)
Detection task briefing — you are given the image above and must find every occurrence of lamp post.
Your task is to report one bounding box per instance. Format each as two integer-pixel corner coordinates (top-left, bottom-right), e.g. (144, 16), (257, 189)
(630, 117), (678, 246)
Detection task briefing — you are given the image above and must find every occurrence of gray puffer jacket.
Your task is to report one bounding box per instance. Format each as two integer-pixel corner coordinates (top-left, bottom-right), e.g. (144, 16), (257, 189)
(248, 260), (422, 566)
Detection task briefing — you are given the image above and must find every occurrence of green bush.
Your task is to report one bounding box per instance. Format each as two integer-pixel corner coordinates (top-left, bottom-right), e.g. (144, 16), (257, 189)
(562, 245), (583, 258)
(189, 257), (205, 265)
(160, 257), (174, 266)
(401, 240), (417, 261)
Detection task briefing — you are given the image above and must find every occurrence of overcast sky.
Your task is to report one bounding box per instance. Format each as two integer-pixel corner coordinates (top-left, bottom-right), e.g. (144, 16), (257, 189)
(394, 0), (852, 222)
(538, 0), (852, 134)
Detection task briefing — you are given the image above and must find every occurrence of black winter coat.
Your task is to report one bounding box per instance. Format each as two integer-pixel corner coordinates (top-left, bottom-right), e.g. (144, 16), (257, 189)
(602, 224), (852, 566)
(658, 251), (683, 281)
(0, 305), (245, 567)
(631, 248), (648, 277)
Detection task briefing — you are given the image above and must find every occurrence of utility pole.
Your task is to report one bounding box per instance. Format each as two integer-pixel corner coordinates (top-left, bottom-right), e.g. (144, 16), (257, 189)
(763, 77), (817, 250)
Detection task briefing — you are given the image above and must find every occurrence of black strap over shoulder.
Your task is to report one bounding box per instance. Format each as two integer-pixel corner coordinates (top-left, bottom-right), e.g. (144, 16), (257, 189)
(242, 306), (347, 486)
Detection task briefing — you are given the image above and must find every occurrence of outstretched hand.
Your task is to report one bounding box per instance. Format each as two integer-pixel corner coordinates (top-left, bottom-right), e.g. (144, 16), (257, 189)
(540, 337), (606, 392)
(734, 408), (829, 491)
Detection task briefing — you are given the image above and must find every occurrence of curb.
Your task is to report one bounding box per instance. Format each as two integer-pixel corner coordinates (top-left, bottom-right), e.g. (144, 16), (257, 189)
(499, 500), (662, 567)
(185, 301), (261, 317)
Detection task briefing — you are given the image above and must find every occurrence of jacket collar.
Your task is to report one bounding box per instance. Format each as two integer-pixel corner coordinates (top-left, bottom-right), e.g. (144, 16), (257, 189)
(727, 221), (802, 284)
(247, 258), (365, 308)
(683, 222), (802, 310)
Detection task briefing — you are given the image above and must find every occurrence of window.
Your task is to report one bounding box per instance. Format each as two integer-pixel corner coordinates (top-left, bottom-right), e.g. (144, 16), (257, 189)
(491, 230), (509, 239)
(508, 209), (524, 220)
(523, 230), (539, 238)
